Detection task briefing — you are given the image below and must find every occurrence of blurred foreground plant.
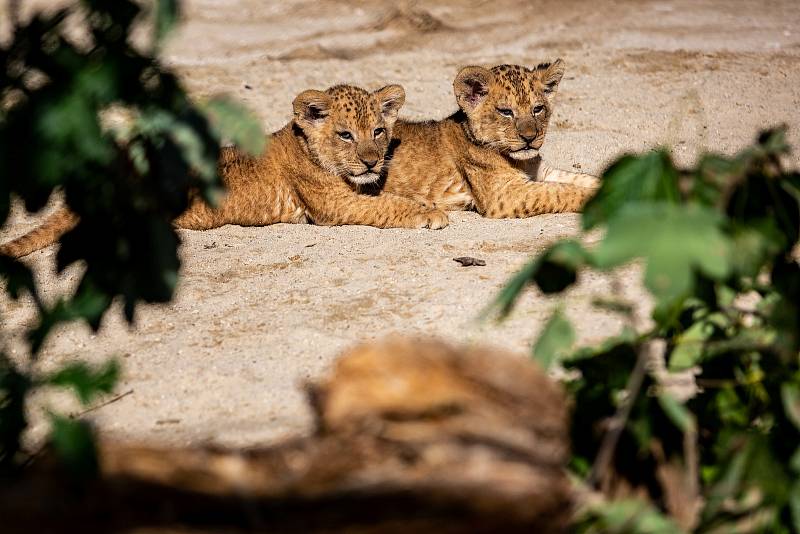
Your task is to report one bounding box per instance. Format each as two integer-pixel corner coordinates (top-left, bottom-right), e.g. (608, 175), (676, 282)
(0, 0), (262, 476)
(491, 128), (800, 533)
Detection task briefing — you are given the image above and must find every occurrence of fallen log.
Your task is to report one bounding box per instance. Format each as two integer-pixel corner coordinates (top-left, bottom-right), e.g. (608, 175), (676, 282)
(2, 336), (572, 533)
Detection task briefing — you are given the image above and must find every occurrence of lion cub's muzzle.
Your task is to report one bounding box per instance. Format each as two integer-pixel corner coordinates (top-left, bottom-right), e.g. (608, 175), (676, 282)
(510, 117), (545, 160)
(508, 134), (544, 161)
(346, 143), (383, 184)
(346, 163), (383, 185)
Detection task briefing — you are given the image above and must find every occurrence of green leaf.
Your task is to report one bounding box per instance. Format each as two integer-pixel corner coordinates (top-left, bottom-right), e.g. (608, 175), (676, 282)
(29, 280), (112, 353)
(658, 394), (695, 433)
(702, 327), (777, 359)
(484, 240), (590, 319)
(45, 359), (119, 405)
(781, 383), (800, 431)
(130, 108), (218, 183)
(703, 444), (749, 518)
(727, 174), (799, 254)
(773, 261), (800, 301)
(202, 97), (265, 156)
(582, 150), (681, 230)
(575, 498), (684, 534)
(785, 172), (800, 199)
(791, 479), (800, 533)
(729, 221), (785, 278)
(790, 447), (800, 473)
(703, 433), (792, 526)
(533, 308), (575, 369)
(669, 312), (728, 371)
(566, 326), (639, 363)
(0, 255), (38, 302)
(485, 256), (540, 319)
(694, 129), (790, 211)
(31, 81), (115, 188)
(49, 413), (98, 478)
(691, 153), (737, 206)
(154, 0), (180, 46)
(592, 203), (732, 304)
(533, 239), (589, 294)
(756, 126), (790, 155)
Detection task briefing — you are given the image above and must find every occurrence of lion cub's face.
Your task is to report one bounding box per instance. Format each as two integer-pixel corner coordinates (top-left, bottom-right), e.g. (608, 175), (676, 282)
(292, 84), (405, 185)
(453, 60), (565, 161)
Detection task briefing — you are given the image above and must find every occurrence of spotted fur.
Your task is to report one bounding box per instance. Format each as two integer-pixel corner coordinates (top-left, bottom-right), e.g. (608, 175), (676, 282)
(0, 84), (448, 258)
(382, 60), (600, 217)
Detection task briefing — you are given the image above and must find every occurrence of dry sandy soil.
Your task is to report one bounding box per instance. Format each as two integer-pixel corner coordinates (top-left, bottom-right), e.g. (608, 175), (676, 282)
(1, 0), (800, 448)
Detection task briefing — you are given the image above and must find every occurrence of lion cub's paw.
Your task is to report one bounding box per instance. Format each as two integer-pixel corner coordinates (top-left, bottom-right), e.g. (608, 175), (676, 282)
(413, 208), (449, 230)
(574, 175), (602, 189)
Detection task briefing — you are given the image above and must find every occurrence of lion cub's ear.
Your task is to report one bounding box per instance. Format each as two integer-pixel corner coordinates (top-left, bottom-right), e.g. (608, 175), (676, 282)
(293, 90), (332, 130)
(454, 66), (494, 111)
(373, 85), (405, 125)
(538, 59), (565, 98)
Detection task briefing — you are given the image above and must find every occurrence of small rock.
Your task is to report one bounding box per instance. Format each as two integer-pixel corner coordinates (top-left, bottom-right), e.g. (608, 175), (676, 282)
(155, 419), (181, 425)
(453, 257), (486, 267)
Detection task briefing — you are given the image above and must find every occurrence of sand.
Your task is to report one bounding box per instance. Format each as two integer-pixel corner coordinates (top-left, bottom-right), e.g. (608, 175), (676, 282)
(1, 0), (799, 448)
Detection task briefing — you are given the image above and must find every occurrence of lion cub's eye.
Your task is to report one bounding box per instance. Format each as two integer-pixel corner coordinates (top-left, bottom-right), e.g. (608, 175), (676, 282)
(496, 108), (514, 118)
(373, 127), (385, 138)
(533, 104), (545, 115)
(338, 131), (354, 141)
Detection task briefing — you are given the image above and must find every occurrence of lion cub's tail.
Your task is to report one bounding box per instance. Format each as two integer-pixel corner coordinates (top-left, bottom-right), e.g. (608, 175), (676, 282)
(0, 208), (79, 258)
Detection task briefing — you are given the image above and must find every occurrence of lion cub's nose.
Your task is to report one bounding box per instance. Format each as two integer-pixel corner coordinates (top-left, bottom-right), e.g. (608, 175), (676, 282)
(357, 143), (379, 169)
(516, 119), (537, 143)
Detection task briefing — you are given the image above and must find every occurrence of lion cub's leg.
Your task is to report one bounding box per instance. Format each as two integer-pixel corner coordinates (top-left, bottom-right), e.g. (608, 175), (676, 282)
(173, 198), (228, 230)
(535, 159), (601, 189)
(174, 179), (306, 230)
(301, 184), (448, 229)
(470, 171), (594, 219)
(324, 193), (449, 229)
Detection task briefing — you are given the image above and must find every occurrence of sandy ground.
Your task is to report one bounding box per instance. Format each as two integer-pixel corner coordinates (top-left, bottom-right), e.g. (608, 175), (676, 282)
(1, 0), (800, 448)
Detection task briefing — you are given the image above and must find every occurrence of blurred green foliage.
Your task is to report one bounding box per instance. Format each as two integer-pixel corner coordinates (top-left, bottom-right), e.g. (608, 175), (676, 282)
(0, 0), (262, 476)
(492, 128), (800, 532)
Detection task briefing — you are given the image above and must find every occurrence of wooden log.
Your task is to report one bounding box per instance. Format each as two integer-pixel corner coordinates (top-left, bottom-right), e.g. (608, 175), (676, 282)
(1, 336), (572, 533)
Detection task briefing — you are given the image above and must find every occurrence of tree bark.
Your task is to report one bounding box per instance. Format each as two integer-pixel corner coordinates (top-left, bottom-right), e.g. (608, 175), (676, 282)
(2, 336), (573, 533)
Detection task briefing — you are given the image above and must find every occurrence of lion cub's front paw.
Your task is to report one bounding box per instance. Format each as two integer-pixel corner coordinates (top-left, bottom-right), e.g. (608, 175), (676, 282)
(411, 208), (449, 229)
(574, 174), (602, 189)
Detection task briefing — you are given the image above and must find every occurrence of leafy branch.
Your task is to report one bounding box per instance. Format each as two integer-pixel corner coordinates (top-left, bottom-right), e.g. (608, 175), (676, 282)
(491, 127), (800, 533)
(0, 0), (262, 476)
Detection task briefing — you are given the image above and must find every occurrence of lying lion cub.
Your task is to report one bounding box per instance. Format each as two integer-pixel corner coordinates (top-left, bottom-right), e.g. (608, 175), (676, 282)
(0, 84), (447, 258)
(378, 60), (599, 217)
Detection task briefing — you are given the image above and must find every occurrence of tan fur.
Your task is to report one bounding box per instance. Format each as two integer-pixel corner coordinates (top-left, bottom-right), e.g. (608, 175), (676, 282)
(0, 209), (79, 258)
(0, 84), (447, 258)
(379, 60), (599, 217)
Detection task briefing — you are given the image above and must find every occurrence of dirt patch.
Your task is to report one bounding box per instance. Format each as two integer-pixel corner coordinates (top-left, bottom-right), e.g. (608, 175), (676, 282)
(367, 6), (451, 33)
(612, 49), (800, 75)
(1, 0), (798, 450)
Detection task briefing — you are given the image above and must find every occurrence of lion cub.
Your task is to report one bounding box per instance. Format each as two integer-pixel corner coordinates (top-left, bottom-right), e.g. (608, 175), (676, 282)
(0, 84), (447, 258)
(380, 60), (598, 217)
